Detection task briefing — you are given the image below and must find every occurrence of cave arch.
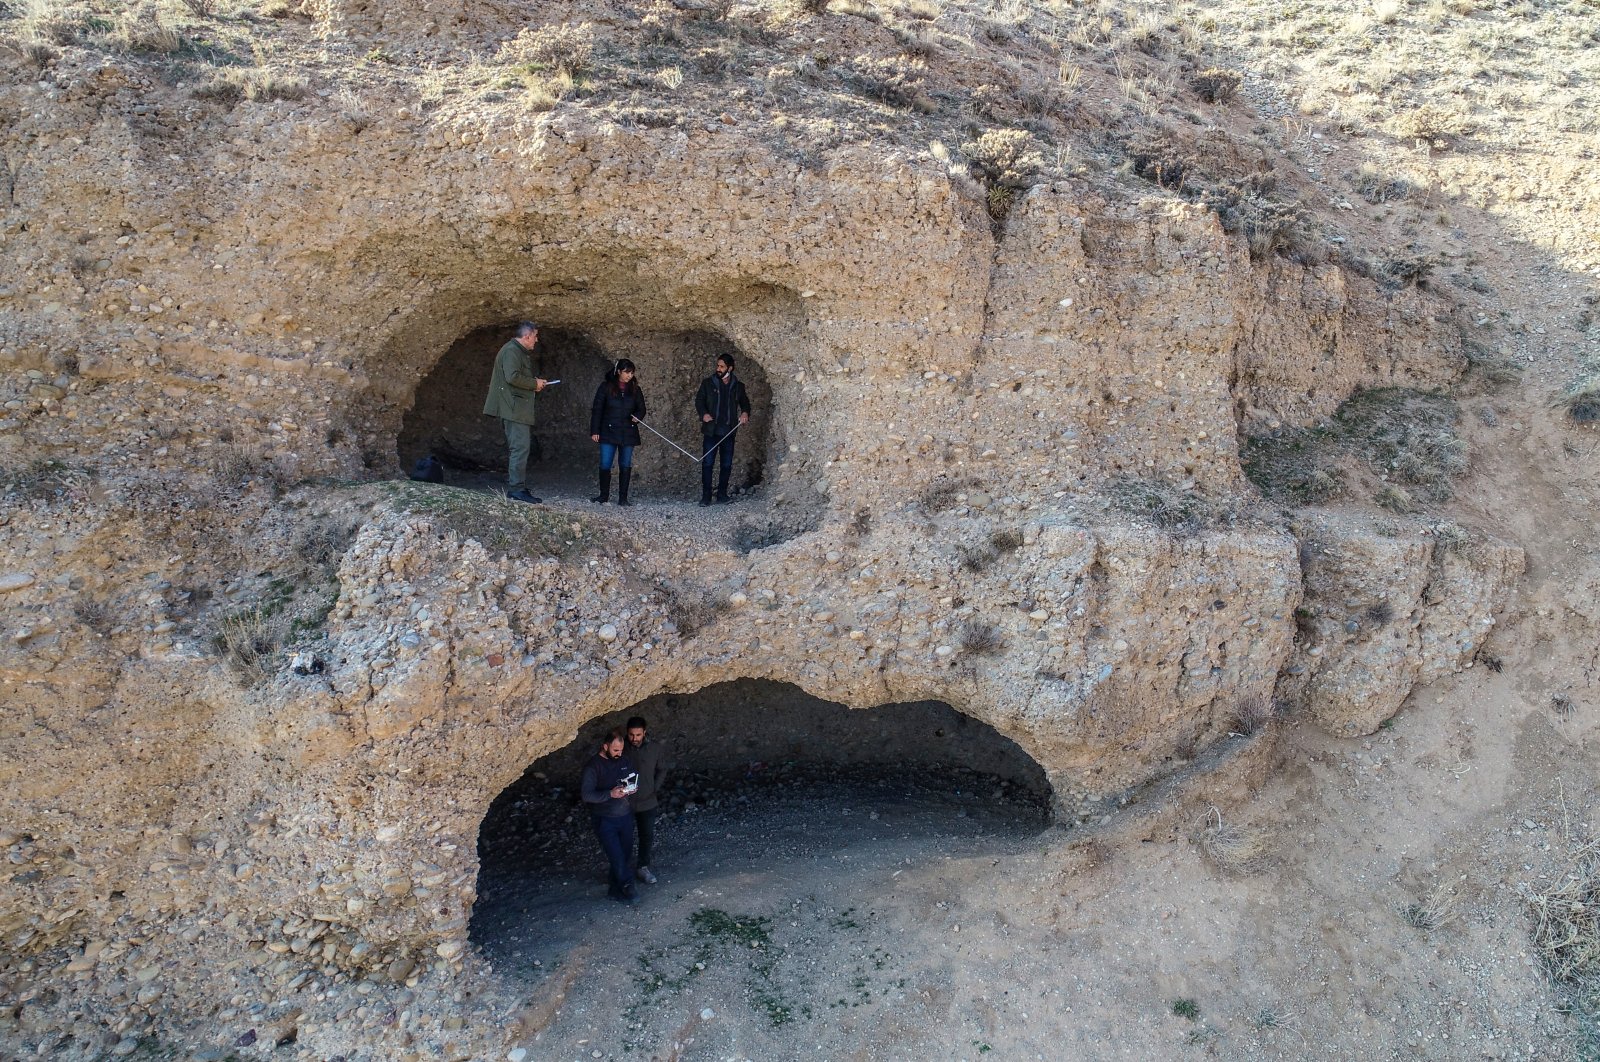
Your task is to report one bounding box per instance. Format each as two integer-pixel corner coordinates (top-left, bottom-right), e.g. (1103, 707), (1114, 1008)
(468, 679), (1052, 949)
(396, 322), (776, 500)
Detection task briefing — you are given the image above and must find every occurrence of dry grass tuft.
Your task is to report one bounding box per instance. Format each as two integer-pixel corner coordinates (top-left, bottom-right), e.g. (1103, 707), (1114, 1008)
(214, 608), (289, 686)
(113, 3), (182, 54)
(1230, 695), (1278, 736)
(1526, 841), (1600, 1010)
(193, 69), (309, 105)
(72, 595), (114, 635)
(1201, 820), (1272, 873)
(958, 619), (1004, 657)
(1402, 884), (1457, 931)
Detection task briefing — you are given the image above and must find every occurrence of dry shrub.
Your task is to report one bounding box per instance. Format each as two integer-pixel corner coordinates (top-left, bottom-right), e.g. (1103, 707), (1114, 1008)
(847, 507), (872, 536)
(73, 596), (114, 635)
(178, 0), (217, 15)
(917, 477), (970, 513)
(1230, 695), (1277, 736)
(659, 583), (726, 637)
(1105, 476), (1211, 535)
(23, 40), (58, 67)
(23, 2), (99, 45)
(1527, 841), (1600, 1005)
(1561, 373), (1600, 426)
(1190, 67), (1241, 104)
(499, 22), (596, 76)
(1200, 822), (1271, 873)
(1061, 837), (1113, 876)
(3, 459), (91, 505)
(958, 543), (997, 572)
(1388, 103), (1476, 145)
(958, 619), (1004, 657)
(1354, 162), (1415, 204)
(848, 54), (928, 109)
(963, 128), (1044, 187)
(1402, 884), (1457, 930)
(990, 527), (1023, 553)
(215, 608), (288, 686)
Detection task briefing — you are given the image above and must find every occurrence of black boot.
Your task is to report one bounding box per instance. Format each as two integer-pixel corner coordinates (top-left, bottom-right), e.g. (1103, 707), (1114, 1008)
(715, 465), (731, 503)
(618, 468), (632, 506)
(592, 469), (610, 504)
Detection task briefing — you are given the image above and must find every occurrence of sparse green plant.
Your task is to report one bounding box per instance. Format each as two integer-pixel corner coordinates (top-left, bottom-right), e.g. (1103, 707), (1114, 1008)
(1172, 997), (1201, 1020)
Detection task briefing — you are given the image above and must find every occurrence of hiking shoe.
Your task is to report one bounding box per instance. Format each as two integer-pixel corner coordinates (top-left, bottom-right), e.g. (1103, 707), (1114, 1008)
(637, 866), (657, 885)
(507, 489), (540, 504)
(621, 883), (641, 904)
(698, 495), (712, 507)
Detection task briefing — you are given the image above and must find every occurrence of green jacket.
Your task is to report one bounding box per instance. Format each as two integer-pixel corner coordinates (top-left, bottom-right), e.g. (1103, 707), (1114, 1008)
(482, 339), (540, 425)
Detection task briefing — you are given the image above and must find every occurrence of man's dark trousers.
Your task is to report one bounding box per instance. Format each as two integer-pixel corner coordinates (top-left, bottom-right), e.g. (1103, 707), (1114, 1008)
(593, 814), (636, 896)
(701, 432), (735, 500)
(634, 808), (660, 869)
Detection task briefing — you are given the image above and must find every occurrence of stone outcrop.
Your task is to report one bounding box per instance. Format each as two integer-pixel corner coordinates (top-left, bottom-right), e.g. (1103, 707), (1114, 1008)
(0, 32), (1519, 1046)
(1281, 514), (1525, 735)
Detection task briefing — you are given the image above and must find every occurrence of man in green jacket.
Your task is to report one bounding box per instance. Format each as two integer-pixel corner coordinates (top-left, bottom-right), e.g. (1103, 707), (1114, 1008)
(626, 715), (670, 884)
(482, 321), (548, 503)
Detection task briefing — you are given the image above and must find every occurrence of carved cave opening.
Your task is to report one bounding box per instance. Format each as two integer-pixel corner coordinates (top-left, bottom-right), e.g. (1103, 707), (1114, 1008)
(468, 679), (1052, 959)
(397, 323), (774, 502)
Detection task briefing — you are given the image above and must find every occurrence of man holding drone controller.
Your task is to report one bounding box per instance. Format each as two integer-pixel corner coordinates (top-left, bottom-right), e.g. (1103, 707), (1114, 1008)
(580, 728), (641, 905)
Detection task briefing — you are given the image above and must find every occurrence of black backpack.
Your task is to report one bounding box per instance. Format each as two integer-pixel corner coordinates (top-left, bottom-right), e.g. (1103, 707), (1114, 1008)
(409, 455), (444, 484)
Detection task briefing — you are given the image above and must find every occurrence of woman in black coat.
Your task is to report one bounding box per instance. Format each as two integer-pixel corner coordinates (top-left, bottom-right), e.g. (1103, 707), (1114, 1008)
(589, 359), (647, 505)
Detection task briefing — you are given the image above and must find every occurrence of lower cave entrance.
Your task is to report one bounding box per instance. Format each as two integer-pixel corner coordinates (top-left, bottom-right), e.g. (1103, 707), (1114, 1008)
(470, 680), (1051, 991)
(397, 323), (774, 501)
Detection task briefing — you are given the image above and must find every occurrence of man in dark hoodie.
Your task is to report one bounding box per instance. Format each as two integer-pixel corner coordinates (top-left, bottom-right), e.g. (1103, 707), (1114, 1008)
(625, 716), (670, 884)
(694, 353), (751, 506)
(580, 729), (639, 904)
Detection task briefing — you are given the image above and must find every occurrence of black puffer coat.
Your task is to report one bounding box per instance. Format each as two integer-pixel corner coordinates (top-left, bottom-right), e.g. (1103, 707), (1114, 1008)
(589, 374), (647, 447)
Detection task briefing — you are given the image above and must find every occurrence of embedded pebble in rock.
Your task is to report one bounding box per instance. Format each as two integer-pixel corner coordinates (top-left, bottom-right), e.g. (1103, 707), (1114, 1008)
(508, 1050), (527, 1062)
(598, 624), (618, 643)
(0, 573), (34, 593)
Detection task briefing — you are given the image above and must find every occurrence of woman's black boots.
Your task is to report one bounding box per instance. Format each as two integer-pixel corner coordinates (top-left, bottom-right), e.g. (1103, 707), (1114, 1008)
(618, 468), (633, 506)
(592, 469), (610, 504)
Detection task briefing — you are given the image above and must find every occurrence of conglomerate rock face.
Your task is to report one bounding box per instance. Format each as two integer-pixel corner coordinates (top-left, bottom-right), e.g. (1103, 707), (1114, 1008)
(0, 46), (1518, 1000)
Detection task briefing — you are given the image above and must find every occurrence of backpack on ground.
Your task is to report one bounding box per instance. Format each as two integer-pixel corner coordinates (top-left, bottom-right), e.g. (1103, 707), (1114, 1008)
(409, 454), (444, 484)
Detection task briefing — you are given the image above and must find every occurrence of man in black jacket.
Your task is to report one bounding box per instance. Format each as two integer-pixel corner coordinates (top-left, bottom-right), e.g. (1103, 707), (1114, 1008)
(580, 729), (640, 904)
(625, 716), (670, 884)
(694, 354), (751, 506)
